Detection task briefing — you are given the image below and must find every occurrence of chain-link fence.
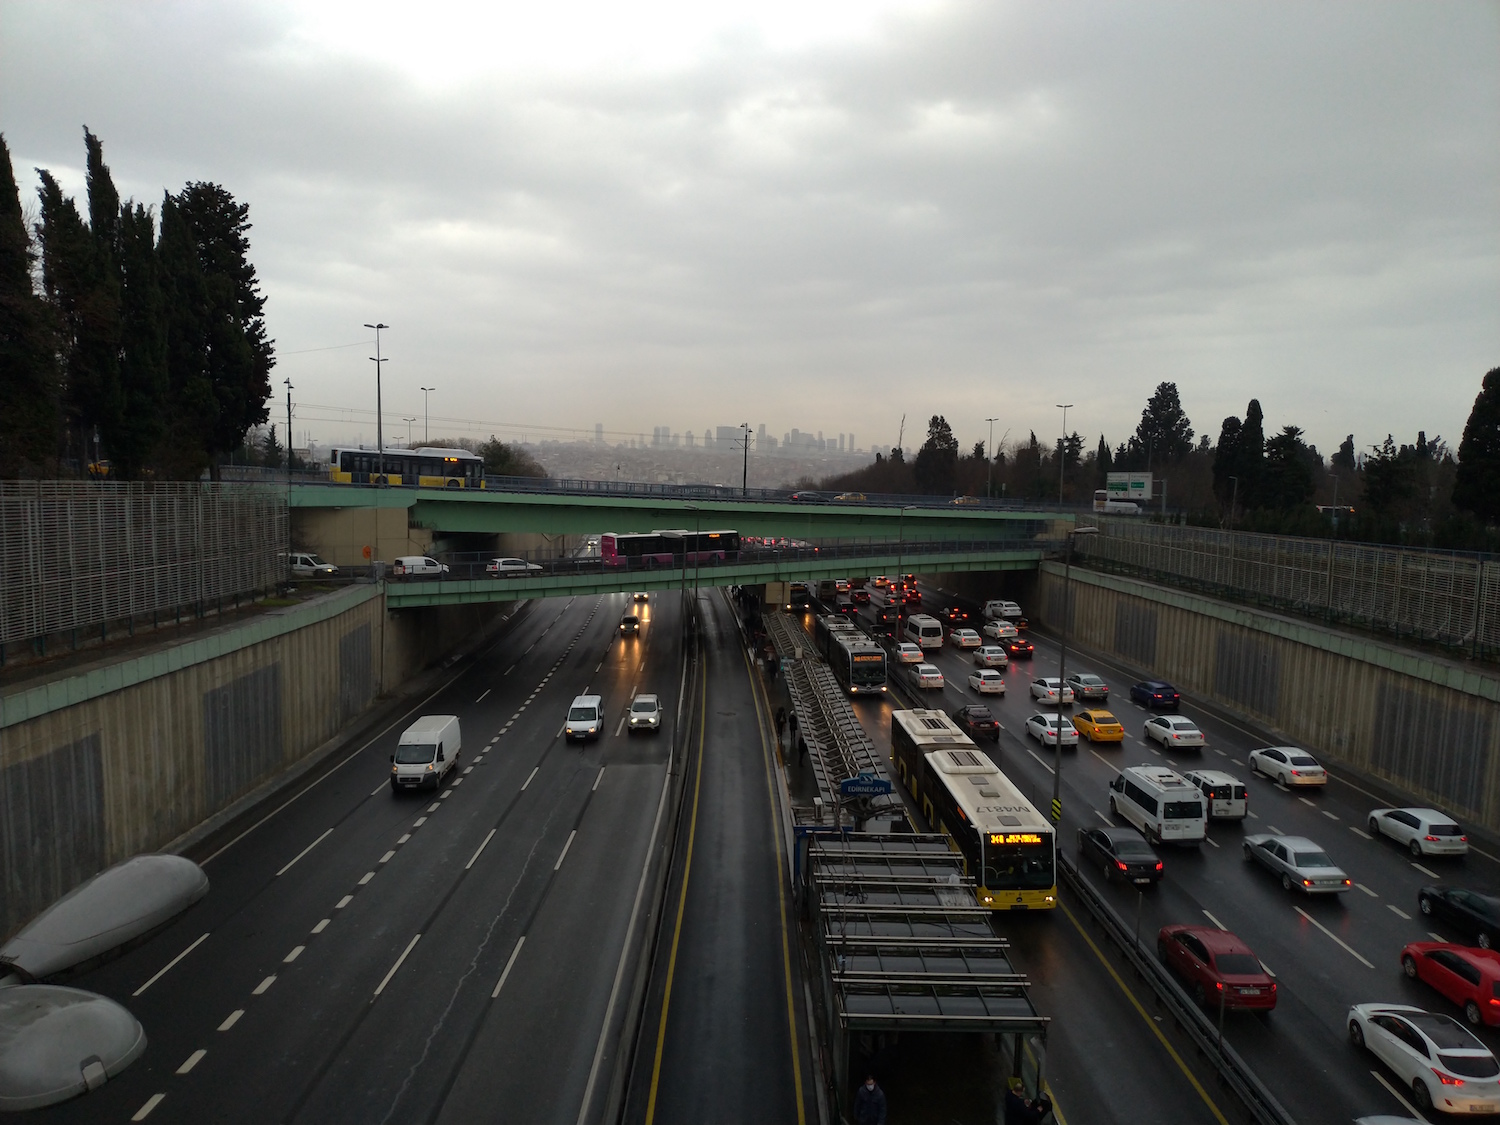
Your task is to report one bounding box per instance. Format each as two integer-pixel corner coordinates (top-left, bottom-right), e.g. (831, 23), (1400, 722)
(0, 482), (288, 650)
(1075, 517), (1499, 658)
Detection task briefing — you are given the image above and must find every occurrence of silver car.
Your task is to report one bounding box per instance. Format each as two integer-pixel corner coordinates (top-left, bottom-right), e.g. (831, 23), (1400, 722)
(1367, 807), (1469, 858)
(1243, 834), (1351, 894)
(627, 693), (661, 733)
(1065, 673), (1109, 701)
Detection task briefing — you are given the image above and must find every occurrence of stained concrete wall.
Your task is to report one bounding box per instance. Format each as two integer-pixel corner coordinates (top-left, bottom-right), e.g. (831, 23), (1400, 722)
(1036, 563), (1500, 834)
(0, 585), (507, 939)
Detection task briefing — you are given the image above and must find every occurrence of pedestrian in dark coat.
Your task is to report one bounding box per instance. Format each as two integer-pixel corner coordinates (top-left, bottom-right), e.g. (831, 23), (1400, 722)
(774, 706), (788, 743)
(853, 1076), (887, 1125)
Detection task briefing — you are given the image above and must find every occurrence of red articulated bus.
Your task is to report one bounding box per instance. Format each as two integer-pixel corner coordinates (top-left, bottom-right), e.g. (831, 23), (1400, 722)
(599, 530), (741, 568)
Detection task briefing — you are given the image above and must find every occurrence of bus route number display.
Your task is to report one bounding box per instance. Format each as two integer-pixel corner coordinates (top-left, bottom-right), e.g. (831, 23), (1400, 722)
(989, 833), (1044, 846)
(852, 654), (883, 662)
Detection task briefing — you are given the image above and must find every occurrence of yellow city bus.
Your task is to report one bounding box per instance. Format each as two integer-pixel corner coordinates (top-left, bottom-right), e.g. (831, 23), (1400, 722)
(890, 709), (1057, 910)
(328, 447), (484, 488)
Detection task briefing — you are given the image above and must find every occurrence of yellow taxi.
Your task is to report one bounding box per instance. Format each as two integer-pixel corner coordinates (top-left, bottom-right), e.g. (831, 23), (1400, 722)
(1072, 709), (1125, 743)
(835, 492), (867, 501)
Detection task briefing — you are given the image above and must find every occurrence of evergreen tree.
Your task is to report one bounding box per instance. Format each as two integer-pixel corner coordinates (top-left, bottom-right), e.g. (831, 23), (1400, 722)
(1132, 382), (1194, 466)
(1453, 368), (1500, 524)
(1212, 416), (1242, 506)
(1332, 434), (1357, 472)
(0, 134), (58, 475)
(1094, 435), (1112, 487)
(113, 201), (167, 477)
(158, 191), (216, 478)
(913, 414), (958, 495)
(35, 169), (103, 467)
(1261, 426), (1319, 510)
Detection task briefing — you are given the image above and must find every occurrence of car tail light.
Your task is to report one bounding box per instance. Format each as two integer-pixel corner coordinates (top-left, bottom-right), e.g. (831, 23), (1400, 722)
(1426, 835), (1440, 842)
(1290, 770), (1301, 776)
(1155, 861), (1163, 871)
(1434, 1070), (1465, 1087)
(1462, 836), (1469, 842)
(1269, 982), (1277, 994)
(1116, 860), (1128, 871)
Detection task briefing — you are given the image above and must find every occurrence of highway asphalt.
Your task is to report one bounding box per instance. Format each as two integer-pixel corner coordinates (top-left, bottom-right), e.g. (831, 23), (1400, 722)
(861, 584), (1500, 1124)
(35, 591), (684, 1125)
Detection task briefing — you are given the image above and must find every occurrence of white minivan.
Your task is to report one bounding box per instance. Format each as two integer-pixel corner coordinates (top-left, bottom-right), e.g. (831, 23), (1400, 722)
(391, 715), (462, 792)
(394, 555), (450, 578)
(903, 613), (946, 650)
(1180, 770), (1249, 821)
(565, 694), (604, 741)
(1108, 765), (1206, 844)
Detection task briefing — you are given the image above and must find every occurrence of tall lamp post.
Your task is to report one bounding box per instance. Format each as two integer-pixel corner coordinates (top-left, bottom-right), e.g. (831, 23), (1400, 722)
(984, 416), (1000, 499)
(895, 505), (914, 638)
(365, 323), (388, 480)
(741, 422), (751, 496)
(1056, 403), (1073, 507)
(403, 417), (416, 448)
(1051, 524), (1099, 824)
(420, 386), (436, 445)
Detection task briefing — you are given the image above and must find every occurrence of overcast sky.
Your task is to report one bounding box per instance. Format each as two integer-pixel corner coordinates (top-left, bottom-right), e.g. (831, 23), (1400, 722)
(4, 1), (1497, 460)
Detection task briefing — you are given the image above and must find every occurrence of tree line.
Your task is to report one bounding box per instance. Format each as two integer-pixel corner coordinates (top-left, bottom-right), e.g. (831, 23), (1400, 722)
(0, 129), (273, 479)
(817, 370), (1500, 550)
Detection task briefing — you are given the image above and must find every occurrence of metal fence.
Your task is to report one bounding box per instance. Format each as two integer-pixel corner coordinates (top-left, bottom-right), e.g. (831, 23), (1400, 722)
(0, 482), (288, 649)
(1076, 517), (1499, 658)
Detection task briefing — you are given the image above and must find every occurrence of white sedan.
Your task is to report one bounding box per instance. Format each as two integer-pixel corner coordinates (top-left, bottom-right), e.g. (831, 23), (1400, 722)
(486, 557), (543, 577)
(949, 628), (983, 649)
(910, 664), (945, 690)
(1249, 746), (1328, 787)
(973, 645), (1009, 669)
(1348, 1003), (1500, 1116)
(1025, 713), (1079, 746)
(1367, 807), (1469, 858)
(982, 619), (1018, 640)
(1145, 715), (1205, 749)
(968, 670), (1006, 695)
(893, 642), (924, 664)
(1030, 678), (1075, 705)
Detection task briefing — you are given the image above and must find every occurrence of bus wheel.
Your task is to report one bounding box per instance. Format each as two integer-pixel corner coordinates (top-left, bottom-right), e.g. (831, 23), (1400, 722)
(446, 479), (460, 489)
(646, 558), (659, 569)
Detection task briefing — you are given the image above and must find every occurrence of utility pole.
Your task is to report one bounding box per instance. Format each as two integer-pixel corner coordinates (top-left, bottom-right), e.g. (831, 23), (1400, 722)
(365, 323), (389, 481)
(284, 378), (294, 477)
(403, 417), (416, 448)
(1229, 476), (1239, 530)
(985, 416), (1000, 499)
(741, 422), (751, 496)
(1056, 404), (1073, 507)
(420, 386), (436, 445)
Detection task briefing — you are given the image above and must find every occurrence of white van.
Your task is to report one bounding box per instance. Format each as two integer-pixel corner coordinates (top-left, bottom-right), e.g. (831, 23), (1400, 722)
(394, 556), (450, 578)
(390, 715), (462, 792)
(1180, 770), (1249, 821)
(983, 600), (1023, 621)
(1108, 765), (1206, 844)
(903, 613), (946, 650)
(565, 694), (604, 741)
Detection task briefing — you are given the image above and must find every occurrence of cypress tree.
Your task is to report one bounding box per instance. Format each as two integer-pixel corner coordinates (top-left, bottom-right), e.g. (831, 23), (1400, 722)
(1212, 415), (1242, 507)
(0, 134), (59, 475)
(36, 169), (99, 469)
(1453, 367), (1500, 525)
(114, 201), (167, 477)
(158, 191), (216, 478)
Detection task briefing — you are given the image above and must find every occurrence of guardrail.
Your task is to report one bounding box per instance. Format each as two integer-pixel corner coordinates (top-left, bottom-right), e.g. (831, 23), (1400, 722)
(1056, 853), (1295, 1125)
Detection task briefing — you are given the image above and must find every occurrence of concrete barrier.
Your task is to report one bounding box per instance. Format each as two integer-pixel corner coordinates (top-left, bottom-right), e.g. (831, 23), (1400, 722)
(1035, 562), (1500, 835)
(0, 585), (506, 940)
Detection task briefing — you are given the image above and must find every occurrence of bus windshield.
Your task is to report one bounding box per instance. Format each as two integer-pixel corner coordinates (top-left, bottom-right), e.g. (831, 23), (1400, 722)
(850, 656), (886, 685)
(984, 841), (1055, 890)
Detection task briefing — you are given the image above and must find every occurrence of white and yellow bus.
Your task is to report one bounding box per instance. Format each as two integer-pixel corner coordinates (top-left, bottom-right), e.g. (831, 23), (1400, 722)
(328, 447), (484, 488)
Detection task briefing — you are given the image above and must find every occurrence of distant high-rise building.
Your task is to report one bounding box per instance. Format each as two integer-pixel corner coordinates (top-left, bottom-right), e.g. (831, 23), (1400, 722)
(685, 432), (696, 449)
(757, 423), (766, 447)
(838, 433), (844, 452)
(594, 423), (603, 444)
(716, 425), (740, 451)
(849, 432), (855, 452)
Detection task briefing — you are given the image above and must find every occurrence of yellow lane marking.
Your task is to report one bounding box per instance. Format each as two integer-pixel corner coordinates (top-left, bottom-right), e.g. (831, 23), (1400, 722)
(744, 646), (809, 1125)
(1060, 901), (1228, 1125)
(643, 664), (709, 1124)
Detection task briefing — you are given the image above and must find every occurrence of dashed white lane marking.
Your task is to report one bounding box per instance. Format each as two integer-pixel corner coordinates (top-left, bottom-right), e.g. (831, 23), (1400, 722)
(176, 1049), (206, 1075)
(615, 716), (626, 736)
(277, 827), (334, 877)
(1275, 783), (1290, 792)
(1213, 748), (1227, 757)
(374, 934), (422, 997)
(466, 829), (497, 870)
(453, 777), (464, 787)
(522, 766), (539, 791)
(1350, 827), (1372, 840)
(493, 936), (526, 998)
(490, 735), (501, 743)
(440, 789), (452, 799)
(1429, 931), (1446, 942)
(1294, 905), (1373, 968)
(1089, 749), (1120, 773)
(1389, 904), (1412, 920)
(397, 834), (411, 844)
(1299, 797), (1317, 808)
(1204, 836), (1220, 848)
(284, 945), (305, 963)
(1412, 861), (1440, 879)
(463, 767), (474, 775)
(505, 664), (515, 675)
(1023, 746), (1055, 775)
(336, 895), (353, 909)
(217, 1010), (243, 1032)
(131, 1093), (166, 1120)
(1268, 825), (1283, 835)
(476, 688), (491, 703)
(594, 766), (607, 792)
(1093, 809), (1114, 826)
(133, 932), (210, 997)
(253, 975), (276, 995)
(1247, 811), (1260, 819)
(358, 872), (375, 885)
(554, 830), (578, 871)
(380, 851), (396, 864)
(414, 817), (427, 827)
(1370, 1068), (1429, 1122)
(369, 782), (388, 796)
(1203, 910), (1228, 931)
(1260, 960), (1277, 978)
(1323, 811), (1340, 820)
(427, 802), (440, 813)
(1356, 883), (1379, 898)
(312, 919), (330, 934)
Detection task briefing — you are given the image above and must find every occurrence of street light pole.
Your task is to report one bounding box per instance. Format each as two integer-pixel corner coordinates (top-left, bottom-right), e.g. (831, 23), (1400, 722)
(985, 416), (1000, 499)
(365, 323), (389, 480)
(1051, 525), (1098, 824)
(741, 422), (751, 496)
(420, 386), (436, 445)
(1056, 404), (1073, 507)
(895, 505), (913, 639)
(403, 417), (416, 448)
(283, 378), (294, 478)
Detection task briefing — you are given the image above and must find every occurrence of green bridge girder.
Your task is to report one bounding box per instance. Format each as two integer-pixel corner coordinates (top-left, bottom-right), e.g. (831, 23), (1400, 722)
(288, 484), (1071, 540)
(384, 545), (1046, 608)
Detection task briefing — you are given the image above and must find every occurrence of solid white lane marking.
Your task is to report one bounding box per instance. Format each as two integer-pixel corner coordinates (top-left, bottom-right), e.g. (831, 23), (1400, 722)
(1412, 861), (1439, 879)
(1299, 797), (1316, 808)
(1203, 910), (1228, 931)
(1389, 904), (1412, 920)
(133, 932), (210, 997)
(1094, 809), (1114, 826)
(554, 829), (578, 870)
(475, 689), (490, 703)
(284, 945), (304, 963)
(397, 833), (411, 844)
(427, 802), (440, 813)
(466, 829), (497, 870)
(1204, 836), (1220, 848)
(253, 975), (276, 995)
(176, 1049), (206, 1075)
(276, 827), (334, 876)
(359, 872), (374, 885)
(522, 766), (539, 791)
(217, 1010), (243, 1032)
(1356, 883), (1379, 898)
(594, 767), (606, 792)
(374, 934), (422, 996)
(492, 936), (526, 998)
(1349, 827), (1372, 840)
(336, 895), (353, 909)
(1294, 905), (1373, 968)
(312, 919), (330, 934)
(414, 817), (426, 827)
(1370, 1069), (1430, 1122)
(131, 1094), (165, 1121)
(1323, 811), (1339, 820)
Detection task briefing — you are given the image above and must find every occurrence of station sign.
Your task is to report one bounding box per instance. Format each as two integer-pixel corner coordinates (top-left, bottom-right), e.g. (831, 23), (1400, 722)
(840, 769), (894, 798)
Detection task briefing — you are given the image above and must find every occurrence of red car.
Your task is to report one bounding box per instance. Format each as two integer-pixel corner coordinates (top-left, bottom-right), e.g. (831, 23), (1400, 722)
(1401, 942), (1500, 1027)
(1157, 925), (1277, 1012)
(1005, 637), (1035, 658)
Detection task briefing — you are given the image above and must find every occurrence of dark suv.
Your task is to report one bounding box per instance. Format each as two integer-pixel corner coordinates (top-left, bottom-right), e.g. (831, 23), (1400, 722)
(952, 705), (1000, 743)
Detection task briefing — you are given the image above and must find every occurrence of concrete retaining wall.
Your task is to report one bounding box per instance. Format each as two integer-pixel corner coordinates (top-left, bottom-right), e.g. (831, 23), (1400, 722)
(0, 585), (506, 939)
(1036, 563), (1500, 834)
